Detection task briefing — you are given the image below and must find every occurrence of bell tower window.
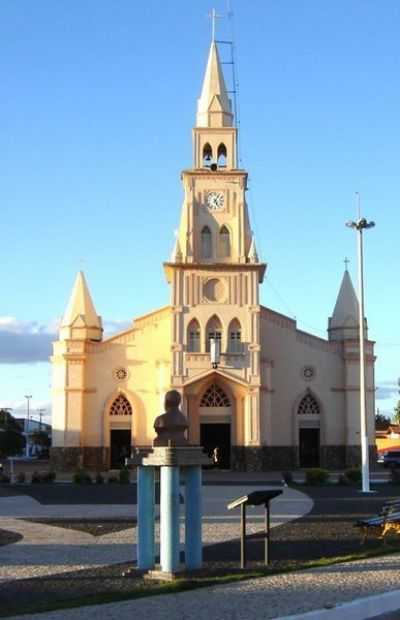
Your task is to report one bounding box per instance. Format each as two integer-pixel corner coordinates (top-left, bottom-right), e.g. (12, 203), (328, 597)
(219, 225), (231, 258)
(202, 143), (213, 168)
(217, 143), (227, 168)
(201, 226), (212, 259)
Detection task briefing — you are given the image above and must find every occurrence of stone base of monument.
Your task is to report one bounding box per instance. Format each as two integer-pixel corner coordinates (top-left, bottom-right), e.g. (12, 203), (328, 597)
(144, 567), (204, 582)
(130, 445), (211, 577)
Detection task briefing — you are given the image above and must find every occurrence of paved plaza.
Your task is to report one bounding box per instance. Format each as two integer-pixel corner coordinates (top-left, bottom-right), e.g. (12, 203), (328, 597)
(0, 484), (311, 582)
(0, 480), (400, 619)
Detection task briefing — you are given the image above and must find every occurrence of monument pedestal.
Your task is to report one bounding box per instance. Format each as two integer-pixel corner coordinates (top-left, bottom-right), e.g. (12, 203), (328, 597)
(132, 446), (210, 579)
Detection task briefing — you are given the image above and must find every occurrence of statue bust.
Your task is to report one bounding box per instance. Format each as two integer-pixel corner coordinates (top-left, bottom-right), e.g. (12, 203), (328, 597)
(153, 390), (189, 447)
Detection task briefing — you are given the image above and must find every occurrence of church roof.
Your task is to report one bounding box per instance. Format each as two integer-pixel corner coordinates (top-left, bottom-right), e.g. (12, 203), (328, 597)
(330, 270), (359, 329)
(61, 271), (101, 328)
(196, 41), (232, 127)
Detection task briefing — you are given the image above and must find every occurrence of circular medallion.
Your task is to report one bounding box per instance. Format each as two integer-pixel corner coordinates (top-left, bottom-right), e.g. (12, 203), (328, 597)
(113, 367), (128, 382)
(303, 366), (315, 381)
(204, 278), (225, 302)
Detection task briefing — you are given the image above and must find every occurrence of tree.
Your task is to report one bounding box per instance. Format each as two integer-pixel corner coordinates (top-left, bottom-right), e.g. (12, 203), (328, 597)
(0, 409), (26, 458)
(393, 401), (400, 425)
(0, 409), (23, 433)
(375, 412), (391, 430)
(0, 430), (25, 458)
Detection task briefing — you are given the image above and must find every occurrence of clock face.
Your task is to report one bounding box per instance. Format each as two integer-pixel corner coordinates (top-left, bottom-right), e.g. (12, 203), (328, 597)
(207, 191), (225, 211)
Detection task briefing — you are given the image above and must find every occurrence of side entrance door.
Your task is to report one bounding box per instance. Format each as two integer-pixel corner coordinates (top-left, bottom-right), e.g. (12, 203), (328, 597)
(299, 428), (320, 467)
(110, 429), (131, 468)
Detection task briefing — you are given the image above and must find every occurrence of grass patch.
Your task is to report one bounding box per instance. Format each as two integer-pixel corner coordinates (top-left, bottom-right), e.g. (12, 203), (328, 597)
(2, 543), (400, 618)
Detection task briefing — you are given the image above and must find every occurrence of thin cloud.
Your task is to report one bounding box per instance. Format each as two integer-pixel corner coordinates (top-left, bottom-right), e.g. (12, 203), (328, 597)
(0, 316), (131, 364)
(376, 381), (399, 401)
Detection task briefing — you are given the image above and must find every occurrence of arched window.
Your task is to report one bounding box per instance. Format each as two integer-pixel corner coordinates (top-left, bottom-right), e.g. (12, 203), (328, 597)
(217, 143), (227, 168)
(206, 315), (222, 352)
(187, 319), (200, 352)
(219, 225), (231, 258)
(110, 394), (132, 416)
(200, 383), (231, 407)
(228, 319), (242, 353)
(298, 392), (320, 415)
(201, 226), (212, 259)
(203, 143), (213, 167)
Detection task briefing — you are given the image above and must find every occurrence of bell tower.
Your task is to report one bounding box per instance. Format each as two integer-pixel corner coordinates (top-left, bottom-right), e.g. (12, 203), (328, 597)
(164, 37), (266, 449)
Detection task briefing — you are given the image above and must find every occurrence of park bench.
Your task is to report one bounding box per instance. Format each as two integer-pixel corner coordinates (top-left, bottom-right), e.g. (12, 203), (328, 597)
(355, 499), (400, 544)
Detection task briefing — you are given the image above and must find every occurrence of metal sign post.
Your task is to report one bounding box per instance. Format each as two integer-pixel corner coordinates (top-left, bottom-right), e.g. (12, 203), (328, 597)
(227, 490), (282, 568)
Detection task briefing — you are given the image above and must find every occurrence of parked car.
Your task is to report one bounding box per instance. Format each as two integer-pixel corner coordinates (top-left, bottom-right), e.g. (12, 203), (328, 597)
(383, 451), (400, 469)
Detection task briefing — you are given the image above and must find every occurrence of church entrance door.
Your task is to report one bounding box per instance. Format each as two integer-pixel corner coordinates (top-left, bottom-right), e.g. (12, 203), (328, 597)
(299, 428), (320, 467)
(110, 430), (131, 468)
(200, 423), (231, 469)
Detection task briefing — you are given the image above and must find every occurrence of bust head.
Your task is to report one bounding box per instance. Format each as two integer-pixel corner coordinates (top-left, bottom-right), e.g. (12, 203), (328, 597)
(153, 389), (189, 447)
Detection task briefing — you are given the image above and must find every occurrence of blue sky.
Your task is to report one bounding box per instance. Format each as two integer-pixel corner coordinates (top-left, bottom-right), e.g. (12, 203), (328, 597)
(1, 0), (399, 422)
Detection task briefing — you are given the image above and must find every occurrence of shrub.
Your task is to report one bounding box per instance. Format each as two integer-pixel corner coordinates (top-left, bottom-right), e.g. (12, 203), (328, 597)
(73, 468), (92, 484)
(119, 467), (130, 485)
(305, 468), (329, 486)
(95, 472), (104, 484)
(345, 467), (362, 484)
(282, 471), (293, 485)
(31, 471), (41, 484)
(16, 472), (26, 483)
(108, 475), (119, 484)
(0, 472), (10, 484)
(40, 470), (56, 483)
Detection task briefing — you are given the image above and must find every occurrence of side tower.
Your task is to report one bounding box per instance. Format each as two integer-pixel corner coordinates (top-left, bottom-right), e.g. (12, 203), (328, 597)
(51, 272), (103, 468)
(328, 268), (375, 465)
(164, 41), (266, 469)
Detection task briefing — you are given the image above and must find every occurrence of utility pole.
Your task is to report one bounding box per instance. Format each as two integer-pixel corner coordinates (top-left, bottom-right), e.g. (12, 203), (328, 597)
(37, 409), (45, 431)
(24, 395), (32, 458)
(346, 195), (375, 493)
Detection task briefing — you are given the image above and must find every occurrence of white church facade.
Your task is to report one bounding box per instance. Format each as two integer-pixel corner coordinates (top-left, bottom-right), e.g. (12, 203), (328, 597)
(50, 40), (376, 471)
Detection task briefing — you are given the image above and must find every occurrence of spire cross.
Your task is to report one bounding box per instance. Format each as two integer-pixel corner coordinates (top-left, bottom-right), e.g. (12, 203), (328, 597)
(344, 257), (350, 271)
(209, 8), (223, 41)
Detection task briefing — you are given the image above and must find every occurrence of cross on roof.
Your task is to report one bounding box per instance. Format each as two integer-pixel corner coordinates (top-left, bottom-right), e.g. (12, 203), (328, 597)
(209, 8), (223, 41)
(344, 257), (350, 271)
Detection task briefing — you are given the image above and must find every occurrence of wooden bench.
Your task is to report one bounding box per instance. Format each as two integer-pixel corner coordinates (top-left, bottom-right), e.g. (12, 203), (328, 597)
(355, 500), (400, 544)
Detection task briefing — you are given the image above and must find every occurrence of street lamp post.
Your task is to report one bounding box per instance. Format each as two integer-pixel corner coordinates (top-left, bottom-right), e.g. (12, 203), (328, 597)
(346, 201), (375, 493)
(24, 395), (32, 458)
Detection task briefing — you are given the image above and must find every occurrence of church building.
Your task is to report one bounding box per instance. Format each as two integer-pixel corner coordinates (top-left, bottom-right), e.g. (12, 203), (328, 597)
(50, 39), (376, 471)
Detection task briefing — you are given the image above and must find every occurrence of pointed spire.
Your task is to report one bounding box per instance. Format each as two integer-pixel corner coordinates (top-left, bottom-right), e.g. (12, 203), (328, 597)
(248, 235), (259, 263)
(196, 41), (233, 128)
(60, 272), (102, 341)
(328, 269), (367, 340)
(170, 237), (183, 263)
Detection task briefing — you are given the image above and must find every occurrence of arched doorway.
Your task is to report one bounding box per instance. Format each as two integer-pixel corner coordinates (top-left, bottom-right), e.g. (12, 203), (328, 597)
(297, 391), (321, 467)
(199, 383), (232, 468)
(109, 394), (132, 468)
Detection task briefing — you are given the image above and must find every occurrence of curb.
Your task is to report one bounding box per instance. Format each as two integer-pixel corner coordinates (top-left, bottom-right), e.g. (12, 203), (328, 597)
(276, 588), (400, 620)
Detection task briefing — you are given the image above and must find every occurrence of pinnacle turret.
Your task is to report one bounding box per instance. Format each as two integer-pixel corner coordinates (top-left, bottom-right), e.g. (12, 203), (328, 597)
(59, 271), (102, 341)
(248, 235), (259, 263)
(328, 269), (366, 341)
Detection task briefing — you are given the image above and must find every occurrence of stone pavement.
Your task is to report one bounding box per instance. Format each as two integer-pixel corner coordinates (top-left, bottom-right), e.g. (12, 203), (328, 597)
(5, 552), (400, 620)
